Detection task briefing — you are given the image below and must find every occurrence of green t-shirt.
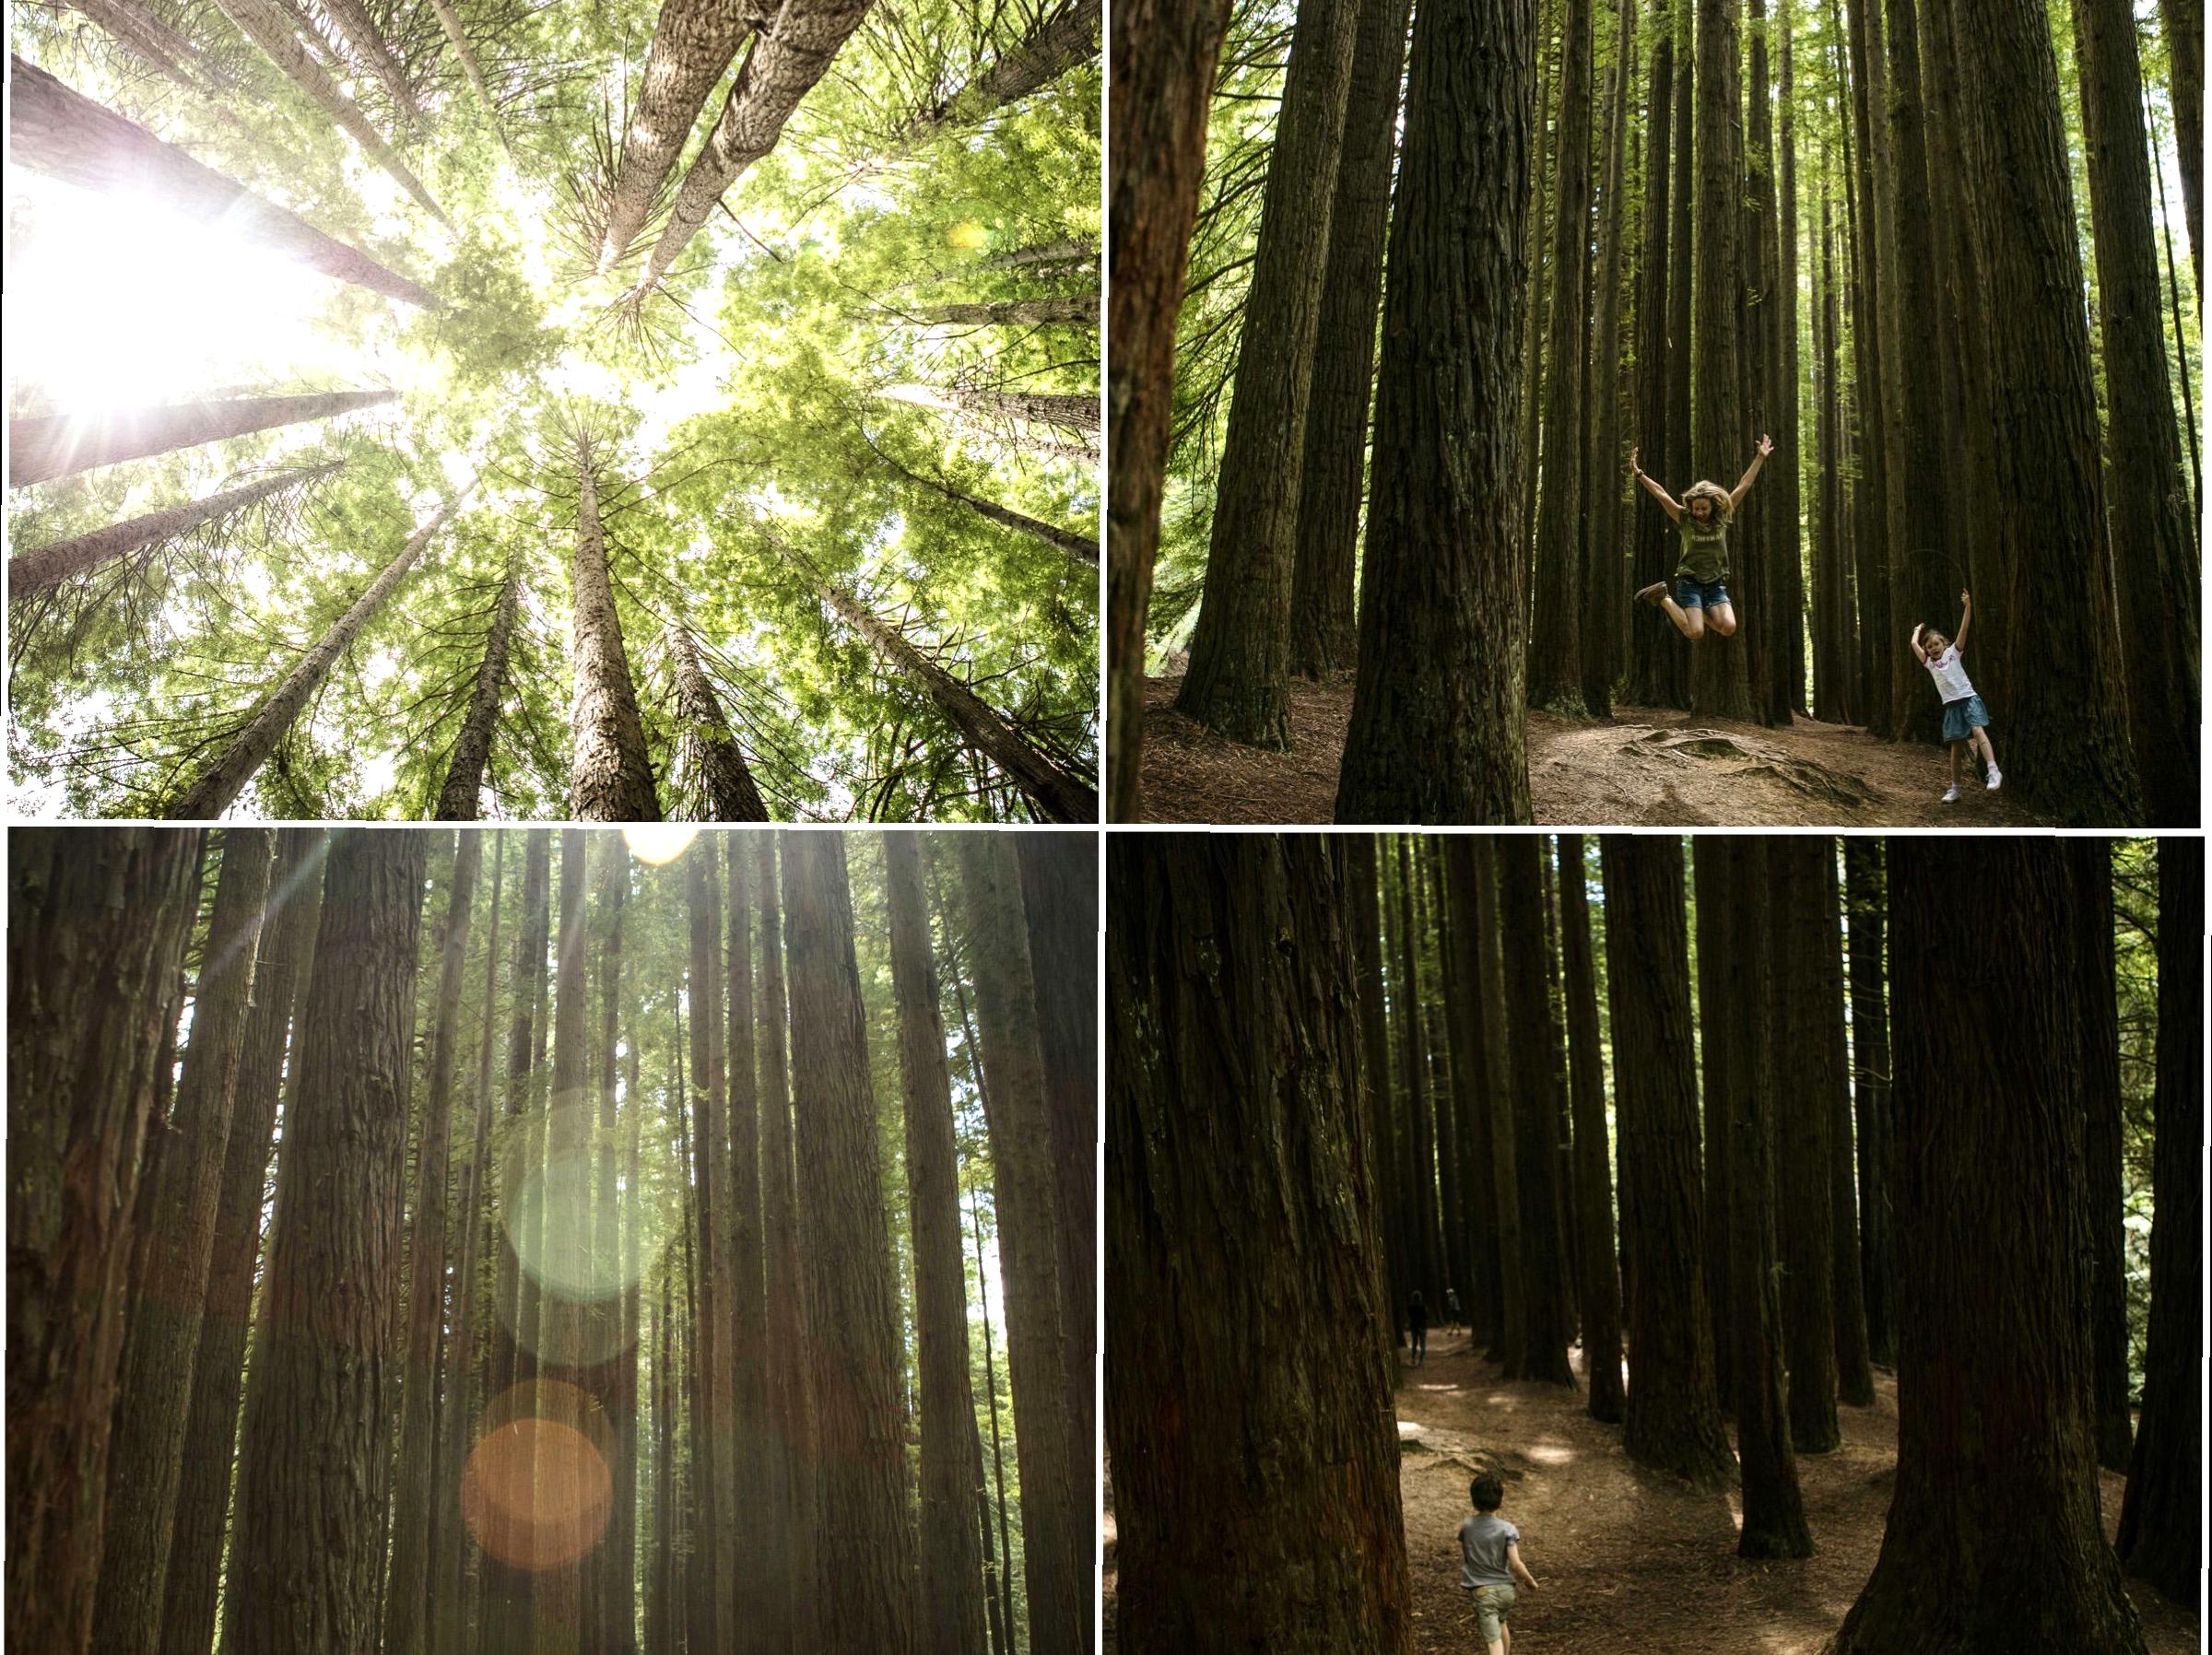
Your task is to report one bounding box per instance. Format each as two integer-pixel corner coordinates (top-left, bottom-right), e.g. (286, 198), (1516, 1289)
(1676, 513), (1729, 583)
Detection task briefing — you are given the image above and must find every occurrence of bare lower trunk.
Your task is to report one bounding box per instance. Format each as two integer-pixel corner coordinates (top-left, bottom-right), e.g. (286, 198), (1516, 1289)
(201, 0), (448, 223)
(817, 580), (1096, 821)
(9, 462), (341, 593)
(666, 622), (771, 821)
(432, 560), (522, 818)
(166, 486), (467, 818)
(641, 0), (874, 288)
(597, 0), (757, 266)
(10, 390), (394, 489)
(567, 434), (661, 821)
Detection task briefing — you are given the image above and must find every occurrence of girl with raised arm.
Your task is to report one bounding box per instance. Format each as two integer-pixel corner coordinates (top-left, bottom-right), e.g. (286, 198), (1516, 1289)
(1628, 435), (1774, 643)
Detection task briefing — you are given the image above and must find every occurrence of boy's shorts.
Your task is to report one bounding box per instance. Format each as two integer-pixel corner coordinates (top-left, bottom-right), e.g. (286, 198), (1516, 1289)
(1675, 577), (1730, 610)
(1940, 694), (1991, 744)
(1467, 1582), (1517, 1642)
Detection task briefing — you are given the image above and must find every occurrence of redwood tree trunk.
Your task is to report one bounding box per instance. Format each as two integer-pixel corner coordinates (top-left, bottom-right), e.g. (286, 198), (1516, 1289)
(1287, 0), (1415, 678)
(11, 389), (394, 489)
(1104, 0), (1232, 816)
(1806, 839), (1875, 1410)
(918, 295), (1098, 326)
(1334, 0), (1537, 821)
(1558, 836), (1623, 1420)
(1624, 6), (1677, 708)
(94, 829), (274, 1653)
(887, 836), (990, 1655)
(6, 827), (203, 1655)
(667, 622), (771, 821)
(1600, 834), (1735, 1485)
(569, 435), (661, 821)
(889, 0), (1098, 151)
(223, 828), (428, 1654)
(433, 560), (522, 819)
(598, 0), (755, 266)
(2115, 838), (2202, 1604)
(1497, 837), (1576, 1384)
(1830, 839), (2150, 1653)
(9, 462), (341, 593)
(1106, 834), (1412, 1654)
(781, 831), (919, 1652)
(1842, 838), (1895, 1366)
(1771, 840), (1840, 1454)
(1172, 0), (1359, 749)
(2067, 840), (2134, 1472)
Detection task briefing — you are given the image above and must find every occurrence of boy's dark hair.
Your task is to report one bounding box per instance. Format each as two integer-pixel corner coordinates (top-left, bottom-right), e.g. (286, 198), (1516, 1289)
(1469, 1473), (1504, 1512)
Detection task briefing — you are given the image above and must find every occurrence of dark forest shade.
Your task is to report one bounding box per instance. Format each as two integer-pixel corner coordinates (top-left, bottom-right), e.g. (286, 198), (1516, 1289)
(1107, 835), (1412, 1653)
(1831, 839), (2149, 1651)
(1495, 838), (1577, 1385)
(1600, 836), (1734, 1486)
(2115, 838), (2203, 1604)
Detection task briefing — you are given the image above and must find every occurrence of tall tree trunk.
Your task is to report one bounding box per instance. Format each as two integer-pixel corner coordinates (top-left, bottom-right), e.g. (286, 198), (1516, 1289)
(1463, 839), (1527, 1369)
(1014, 832), (1100, 1451)
(1740, 0), (1780, 718)
(890, 0), (1100, 150)
(1771, 841), (1841, 1453)
(203, 0), (448, 222)
(1529, 0), (1596, 712)
(1105, 0), (1233, 816)
(1840, 0), (1896, 734)
(1348, 838), (1411, 1347)
(1724, 839), (1813, 1557)
(1496, 837), (1576, 1383)
(1438, 845), (1500, 1349)
(1688, 0), (1753, 720)
(1690, 839), (1735, 1412)
(1334, 0), (1538, 821)
(1582, 0), (1637, 718)
(1288, 0), (1415, 678)
(2069, 0), (2202, 824)
(2115, 838), (2202, 1603)
(94, 829), (274, 1652)
(722, 842), (769, 1655)
(1106, 834), (1413, 1654)
(816, 578), (1097, 821)
(223, 828), (427, 1653)
(6, 828), (203, 1655)
(2157, 0), (2202, 291)
(641, 0), (875, 288)
(1842, 839), (1894, 1367)
(683, 837), (735, 1651)
(887, 836), (991, 1655)
(1772, 11), (1805, 717)
(569, 434), (661, 821)
(1830, 840), (2149, 1653)
(65, 0), (213, 87)
(1171, 0), (1360, 750)
(1945, 0), (2141, 823)
(1625, 5), (1677, 707)
(1391, 838), (1447, 1309)
(598, 0), (757, 267)
(1806, 841), (1876, 1410)
(753, 835), (814, 1649)
(954, 834), (1088, 1653)
(434, 559), (523, 819)
(9, 59), (442, 304)
(159, 829), (324, 1655)
(781, 832), (919, 1653)
(2066, 841), (2135, 1471)
(1600, 835), (1735, 1484)
(9, 461), (342, 595)
(917, 295), (1098, 326)
(166, 486), (465, 818)
(877, 383), (1100, 444)
(876, 448), (1097, 561)
(1559, 836), (1623, 1418)
(10, 388), (393, 489)
(666, 622), (771, 820)
(383, 832), (480, 1655)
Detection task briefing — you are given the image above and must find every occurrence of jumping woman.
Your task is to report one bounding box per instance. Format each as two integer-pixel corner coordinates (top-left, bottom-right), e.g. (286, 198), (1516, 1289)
(1627, 435), (1775, 640)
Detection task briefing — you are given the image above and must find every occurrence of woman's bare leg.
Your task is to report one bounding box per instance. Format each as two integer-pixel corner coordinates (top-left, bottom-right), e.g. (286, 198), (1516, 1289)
(1706, 601), (1738, 637)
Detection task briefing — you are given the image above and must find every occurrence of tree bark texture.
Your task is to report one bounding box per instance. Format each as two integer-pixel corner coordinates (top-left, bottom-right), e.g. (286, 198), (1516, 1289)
(1624, 7), (1680, 708)
(9, 462), (342, 594)
(569, 435), (662, 821)
(1842, 839), (1894, 1367)
(891, 0), (1100, 151)
(1496, 837), (1576, 1383)
(1171, 0), (1359, 750)
(1106, 834), (1412, 1655)
(667, 621), (771, 820)
(1558, 836), (1623, 1420)
(1104, 0), (1232, 816)
(10, 389), (393, 490)
(433, 558), (522, 819)
(1830, 839), (2150, 1653)
(599, 0), (758, 266)
(2065, 840), (2135, 1472)
(1334, 0), (1537, 822)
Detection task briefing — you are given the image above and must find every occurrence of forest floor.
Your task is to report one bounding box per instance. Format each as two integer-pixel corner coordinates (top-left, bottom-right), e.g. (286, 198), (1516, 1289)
(1136, 672), (2051, 827)
(1100, 1338), (2197, 1653)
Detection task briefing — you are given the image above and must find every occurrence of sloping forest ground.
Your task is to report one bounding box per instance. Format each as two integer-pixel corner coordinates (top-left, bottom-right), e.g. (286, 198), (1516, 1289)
(1137, 673), (2050, 826)
(1101, 1339), (2197, 1654)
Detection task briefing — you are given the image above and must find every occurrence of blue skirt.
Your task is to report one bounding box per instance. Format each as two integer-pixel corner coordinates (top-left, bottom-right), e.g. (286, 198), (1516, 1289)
(1941, 694), (1990, 743)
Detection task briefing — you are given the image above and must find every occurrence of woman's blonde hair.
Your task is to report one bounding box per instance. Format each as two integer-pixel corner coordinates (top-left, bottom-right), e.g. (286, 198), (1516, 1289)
(1682, 480), (1735, 522)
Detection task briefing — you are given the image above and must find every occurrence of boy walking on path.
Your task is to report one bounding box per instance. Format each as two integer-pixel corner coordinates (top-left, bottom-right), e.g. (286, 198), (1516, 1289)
(1460, 1473), (1541, 1655)
(1911, 590), (2004, 804)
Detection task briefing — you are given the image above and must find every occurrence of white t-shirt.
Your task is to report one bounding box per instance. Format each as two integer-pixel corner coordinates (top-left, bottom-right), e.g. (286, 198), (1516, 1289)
(1924, 643), (1975, 704)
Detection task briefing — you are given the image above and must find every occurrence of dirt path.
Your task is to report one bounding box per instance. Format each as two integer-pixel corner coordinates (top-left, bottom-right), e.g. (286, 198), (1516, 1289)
(1392, 1339), (2195, 1655)
(1137, 673), (2050, 826)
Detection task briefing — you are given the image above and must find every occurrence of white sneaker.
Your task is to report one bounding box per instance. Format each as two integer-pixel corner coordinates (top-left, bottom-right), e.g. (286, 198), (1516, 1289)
(1985, 765), (2003, 791)
(1941, 786), (1961, 804)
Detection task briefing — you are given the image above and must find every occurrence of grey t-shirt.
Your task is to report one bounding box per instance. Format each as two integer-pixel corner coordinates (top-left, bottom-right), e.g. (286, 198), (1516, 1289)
(1459, 1513), (1519, 1590)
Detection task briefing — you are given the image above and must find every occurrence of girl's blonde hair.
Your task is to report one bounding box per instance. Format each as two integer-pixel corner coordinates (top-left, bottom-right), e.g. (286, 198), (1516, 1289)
(1682, 480), (1735, 522)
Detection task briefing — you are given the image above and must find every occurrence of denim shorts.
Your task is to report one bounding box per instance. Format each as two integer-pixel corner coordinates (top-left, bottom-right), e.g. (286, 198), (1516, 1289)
(1468, 1582), (1517, 1642)
(1675, 577), (1730, 610)
(1941, 694), (1990, 743)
